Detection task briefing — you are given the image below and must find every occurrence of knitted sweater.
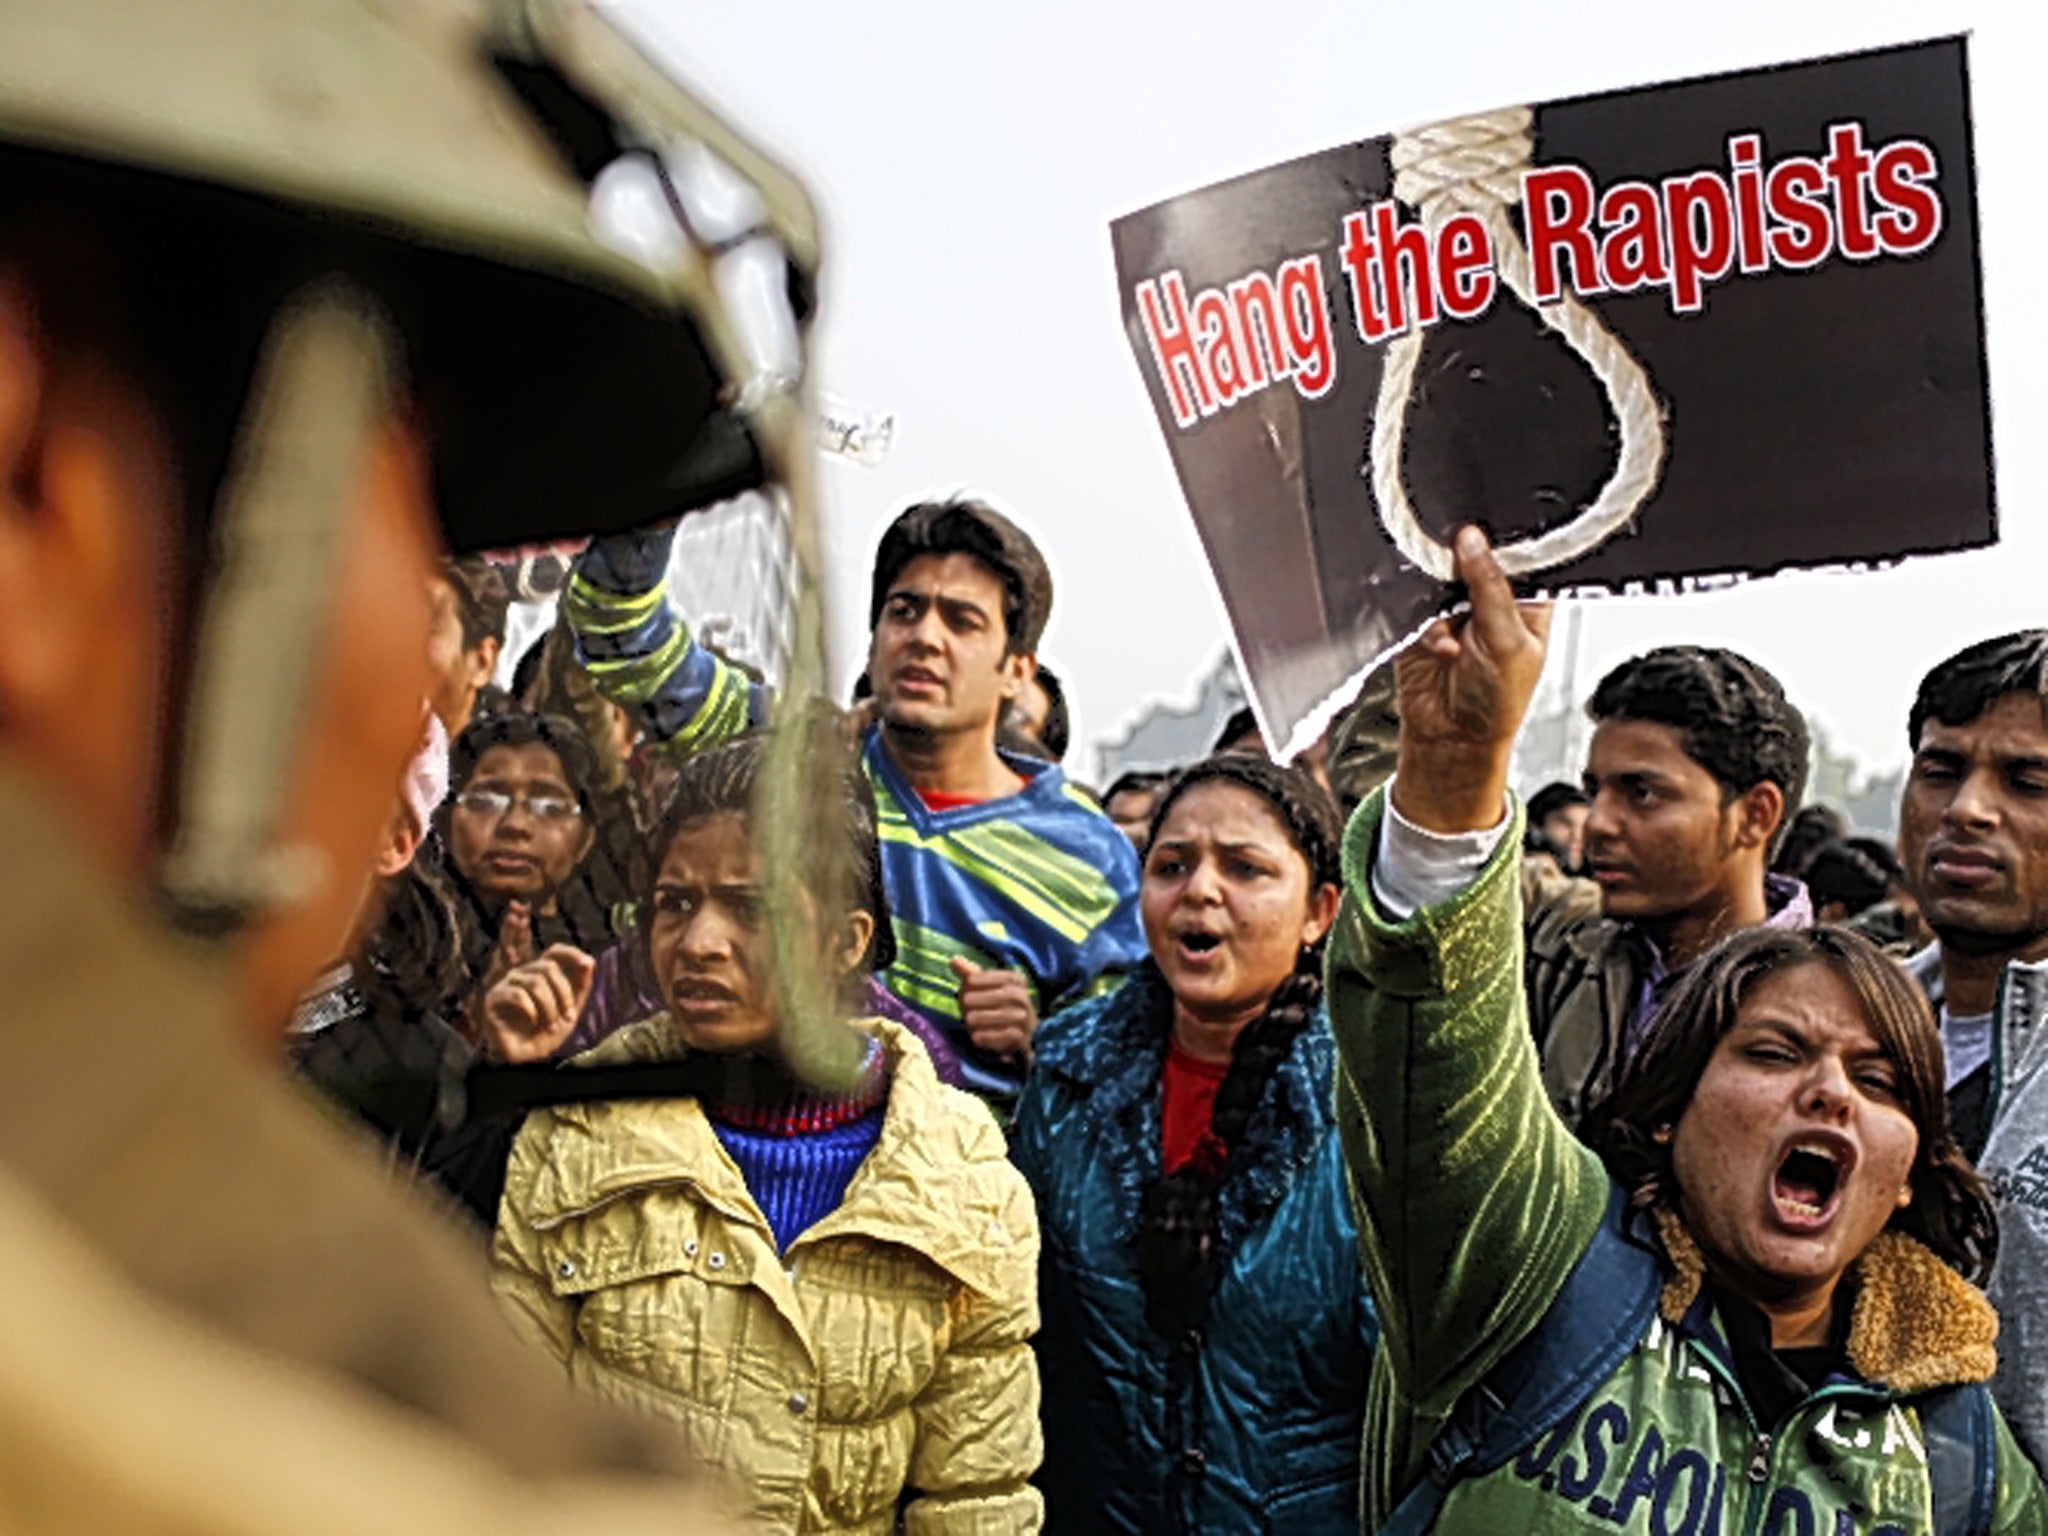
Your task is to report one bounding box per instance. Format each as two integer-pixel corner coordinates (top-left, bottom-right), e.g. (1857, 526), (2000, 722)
(702, 1049), (889, 1253)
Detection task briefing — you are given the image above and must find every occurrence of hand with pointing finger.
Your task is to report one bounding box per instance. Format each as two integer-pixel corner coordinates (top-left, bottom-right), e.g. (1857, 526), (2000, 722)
(471, 900), (596, 1064)
(949, 955), (1038, 1064)
(479, 941), (598, 1065)
(1392, 525), (1552, 836)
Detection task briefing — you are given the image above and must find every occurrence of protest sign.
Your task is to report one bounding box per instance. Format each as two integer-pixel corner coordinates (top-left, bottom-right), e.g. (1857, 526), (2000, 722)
(1112, 37), (1988, 760)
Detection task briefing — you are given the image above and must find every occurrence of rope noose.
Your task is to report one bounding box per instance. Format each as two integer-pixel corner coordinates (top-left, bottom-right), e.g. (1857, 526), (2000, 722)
(1368, 108), (1667, 581)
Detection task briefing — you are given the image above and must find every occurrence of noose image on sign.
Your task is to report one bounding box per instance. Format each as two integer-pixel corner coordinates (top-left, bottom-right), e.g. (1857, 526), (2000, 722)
(1367, 108), (1668, 581)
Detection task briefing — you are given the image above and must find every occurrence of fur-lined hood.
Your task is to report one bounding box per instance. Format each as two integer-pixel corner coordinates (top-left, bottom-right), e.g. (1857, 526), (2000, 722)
(1652, 1206), (1997, 1394)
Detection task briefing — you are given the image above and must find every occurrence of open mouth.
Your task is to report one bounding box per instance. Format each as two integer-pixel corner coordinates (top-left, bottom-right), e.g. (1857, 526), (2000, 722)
(1173, 930), (1223, 962)
(1771, 1139), (1847, 1228)
(670, 978), (739, 1014)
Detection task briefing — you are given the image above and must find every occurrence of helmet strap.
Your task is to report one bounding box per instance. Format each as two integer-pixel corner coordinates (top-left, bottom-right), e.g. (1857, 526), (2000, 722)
(159, 281), (396, 934)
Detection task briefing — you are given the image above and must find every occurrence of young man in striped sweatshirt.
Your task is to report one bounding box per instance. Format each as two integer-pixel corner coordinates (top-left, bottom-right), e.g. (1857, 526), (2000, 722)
(568, 497), (1145, 1105)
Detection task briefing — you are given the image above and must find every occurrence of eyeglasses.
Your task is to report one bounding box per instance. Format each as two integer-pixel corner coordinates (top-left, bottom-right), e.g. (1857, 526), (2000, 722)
(453, 788), (584, 825)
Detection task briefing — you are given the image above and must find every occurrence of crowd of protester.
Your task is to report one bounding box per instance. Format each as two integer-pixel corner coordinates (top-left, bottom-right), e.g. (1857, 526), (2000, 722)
(262, 482), (2048, 1533)
(11, 9), (2046, 1527)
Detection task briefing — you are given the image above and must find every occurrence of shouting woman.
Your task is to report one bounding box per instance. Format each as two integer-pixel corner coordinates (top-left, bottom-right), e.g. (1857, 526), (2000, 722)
(1011, 753), (1375, 1532)
(1332, 527), (2044, 1534)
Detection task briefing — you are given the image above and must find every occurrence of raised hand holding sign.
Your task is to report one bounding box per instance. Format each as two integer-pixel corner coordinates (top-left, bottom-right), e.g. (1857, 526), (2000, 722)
(1391, 526), (1552, 836)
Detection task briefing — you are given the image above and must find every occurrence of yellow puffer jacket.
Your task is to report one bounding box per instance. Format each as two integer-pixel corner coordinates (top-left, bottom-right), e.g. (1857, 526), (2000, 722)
(493, 1016), (1044, 1535)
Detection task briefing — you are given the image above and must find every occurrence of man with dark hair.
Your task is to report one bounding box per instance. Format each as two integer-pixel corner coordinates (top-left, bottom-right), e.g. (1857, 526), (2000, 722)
(1529, 645), (1813, 1126)
(1895, 628), (2048, 1465)
(1005, 659), (1070, 762)
(426, 556), (512, 736)
(568, 495), (1143, 1102)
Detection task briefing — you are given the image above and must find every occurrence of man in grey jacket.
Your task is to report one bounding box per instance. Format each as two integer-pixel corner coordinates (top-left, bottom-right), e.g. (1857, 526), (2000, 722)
(1898, 630), (2048, 1470)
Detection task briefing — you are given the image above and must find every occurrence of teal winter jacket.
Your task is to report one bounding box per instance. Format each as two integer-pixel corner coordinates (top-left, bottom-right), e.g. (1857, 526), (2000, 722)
(1010, 967), (1377, 1533)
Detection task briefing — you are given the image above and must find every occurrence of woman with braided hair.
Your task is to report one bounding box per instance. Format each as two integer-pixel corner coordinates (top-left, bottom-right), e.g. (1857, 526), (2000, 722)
(1011, 753), (1375, 1533)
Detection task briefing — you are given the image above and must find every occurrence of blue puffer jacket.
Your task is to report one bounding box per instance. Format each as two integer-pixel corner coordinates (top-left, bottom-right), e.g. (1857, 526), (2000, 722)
(1010, 967), (1375, 1534)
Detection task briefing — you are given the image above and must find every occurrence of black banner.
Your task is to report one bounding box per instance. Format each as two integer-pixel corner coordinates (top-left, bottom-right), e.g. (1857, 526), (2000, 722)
(1113, 37), (1989, 757)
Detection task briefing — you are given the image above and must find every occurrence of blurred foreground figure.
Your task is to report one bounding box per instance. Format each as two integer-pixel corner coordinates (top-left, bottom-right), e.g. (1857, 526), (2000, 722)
(0, 0), (818, 1527)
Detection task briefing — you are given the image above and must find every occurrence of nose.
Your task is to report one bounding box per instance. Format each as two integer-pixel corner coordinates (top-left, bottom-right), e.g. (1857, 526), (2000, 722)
(679, 906), (737, 964)
(1800, 1054), (1855, 1121)
(1942, 765), (2001, 833)
(1182, 854), (1225, 904)
(1582, 789), (1621, 847)
(903, 602), (947, 654)
(491, 796), (536, 838)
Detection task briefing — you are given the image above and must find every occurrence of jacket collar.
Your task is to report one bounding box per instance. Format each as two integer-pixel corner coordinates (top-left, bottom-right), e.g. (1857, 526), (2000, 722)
(1566, 875), (1814, 967)
(1651, 1206), (1996, 1394)
(522, 1014), (1025, 1297)
(1035, 963), (1335, 1259)
(861, 724), (1063, 830)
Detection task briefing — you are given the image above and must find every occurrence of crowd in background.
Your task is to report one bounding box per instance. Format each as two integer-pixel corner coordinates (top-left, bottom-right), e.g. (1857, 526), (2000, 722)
(281, 492), (2048, 1533)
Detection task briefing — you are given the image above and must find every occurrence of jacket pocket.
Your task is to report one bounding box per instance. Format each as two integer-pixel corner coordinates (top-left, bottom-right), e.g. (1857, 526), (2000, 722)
(539, 1190), (754, 1296)
(539, 1192), (769, 1412)
(1259, 1465), (1357, 1534)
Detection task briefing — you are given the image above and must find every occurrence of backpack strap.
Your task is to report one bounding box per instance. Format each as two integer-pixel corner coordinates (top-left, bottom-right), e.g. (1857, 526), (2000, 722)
(1380, 1184), (1663, 1536)
(1921, 1381), (1997, 1536)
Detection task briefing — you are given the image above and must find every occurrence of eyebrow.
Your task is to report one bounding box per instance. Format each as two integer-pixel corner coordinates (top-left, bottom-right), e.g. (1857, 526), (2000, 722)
(888, 585), (991, 619)
(1150, 837), (1279, 858)
(471, 775), (574, 795)
(1585, 769), (1670, 791)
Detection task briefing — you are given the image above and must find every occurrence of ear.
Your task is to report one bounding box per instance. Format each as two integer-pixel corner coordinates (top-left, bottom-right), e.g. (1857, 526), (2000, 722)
(466, 634), (501, 691)
(1300, 881), (1341, 950)
(834, 908), (877, 977)
(1731, 781), (1786, 854)
(0, 272), (63, 716)
(996, 649), (1034, 703)
(0, 267), (176, 874)
(372, 810), (422, 878)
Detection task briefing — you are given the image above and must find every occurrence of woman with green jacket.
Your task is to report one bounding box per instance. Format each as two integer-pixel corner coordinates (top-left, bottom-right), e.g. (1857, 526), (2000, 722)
(1329, 526), (2045, 1534)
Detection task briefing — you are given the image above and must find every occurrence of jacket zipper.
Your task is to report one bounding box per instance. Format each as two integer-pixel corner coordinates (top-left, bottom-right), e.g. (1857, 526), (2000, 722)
(1685, 1337), (1884, 1536)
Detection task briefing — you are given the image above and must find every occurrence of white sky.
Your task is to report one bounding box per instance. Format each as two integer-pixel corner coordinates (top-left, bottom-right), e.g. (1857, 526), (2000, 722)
(614, 1), (2040, 785)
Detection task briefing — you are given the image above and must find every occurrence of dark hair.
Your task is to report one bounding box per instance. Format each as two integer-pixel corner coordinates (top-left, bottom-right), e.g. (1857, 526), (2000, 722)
(1211, 705), (1261, 757)
(353, 845), (468, 1021)
(1016, 662), (1070, 761)
(446, 711), (600, 816)
(442, 557), (510, 651)
(868, 497), (1052, 655)
(509, 637), (548, 707)
(1773, 803), (1847, 880)
(1135, 753), (1343, 1338)
(1804, 838), (1902, 920)
(1590, 646), (1809, 849)
(637, 730), (894, 975)
(1588, 926), (1997, 1284)
(1105, 769), (1170, 804)
(1528, 781), (1589, 825)
(1909, 631), (2048, 749)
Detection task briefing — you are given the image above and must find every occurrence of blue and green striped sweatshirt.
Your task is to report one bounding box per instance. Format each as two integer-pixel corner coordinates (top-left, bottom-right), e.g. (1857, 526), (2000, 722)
(568, 527), (1146, 1099)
